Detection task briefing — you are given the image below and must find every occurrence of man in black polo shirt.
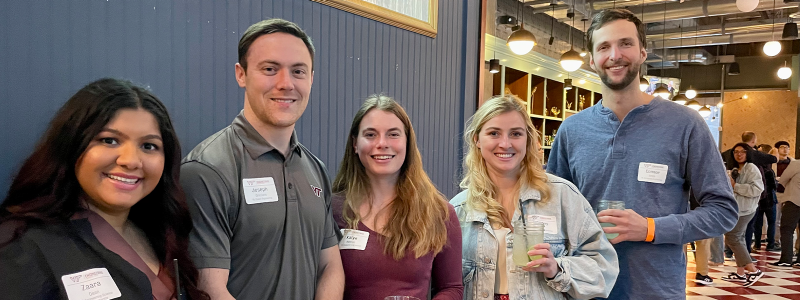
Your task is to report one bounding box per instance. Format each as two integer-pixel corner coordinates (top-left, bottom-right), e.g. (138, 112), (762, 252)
(181, 19), (344, 299)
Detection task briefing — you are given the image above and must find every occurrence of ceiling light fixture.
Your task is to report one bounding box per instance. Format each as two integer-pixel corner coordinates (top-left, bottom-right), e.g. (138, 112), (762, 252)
(639, 77), (649, 92)
(489, 58), (500, 73)
(580, 19), (588, 57)
(686, 100), (702, 110)
(782, 18), (798, 39)
(565, 78), (573, 90)
(728, 62), (741, 75)
(763, 0), (781, 56)
(672, 94), (689, 105)
(507, 1), (536, 55)
(560, 10), (584, 72)
(654, 84), (672, 99)
(699, 105), (712, 117)
(778, 61), (793, 79)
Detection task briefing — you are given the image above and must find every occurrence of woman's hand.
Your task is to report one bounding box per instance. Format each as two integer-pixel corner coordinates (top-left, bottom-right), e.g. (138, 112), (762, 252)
(522, 243), (559, 278)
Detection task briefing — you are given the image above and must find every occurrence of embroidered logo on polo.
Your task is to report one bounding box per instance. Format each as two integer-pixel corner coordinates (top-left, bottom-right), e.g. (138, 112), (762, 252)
(311, 185), (322, 197)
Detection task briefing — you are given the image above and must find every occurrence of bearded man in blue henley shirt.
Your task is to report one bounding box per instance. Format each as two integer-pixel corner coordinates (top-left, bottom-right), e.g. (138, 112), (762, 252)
(546, 9), (738, 299)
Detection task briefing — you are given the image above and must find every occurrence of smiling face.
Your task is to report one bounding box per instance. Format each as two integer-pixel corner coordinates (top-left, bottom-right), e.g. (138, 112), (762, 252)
(354, 109), (408, 182)
(477, 111), (528, 178)
(589, 19), (647, 91)
(75, 109), (165, 214)
(733, 146), (748, 164)
(236, 32), (314, 130)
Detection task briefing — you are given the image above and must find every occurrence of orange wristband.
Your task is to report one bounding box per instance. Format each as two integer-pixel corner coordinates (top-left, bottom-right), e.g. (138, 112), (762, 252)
(645, 218), (655, 242)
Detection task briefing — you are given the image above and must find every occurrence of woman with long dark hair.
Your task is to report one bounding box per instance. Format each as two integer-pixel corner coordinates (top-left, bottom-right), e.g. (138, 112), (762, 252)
(0, 78), (208, 299)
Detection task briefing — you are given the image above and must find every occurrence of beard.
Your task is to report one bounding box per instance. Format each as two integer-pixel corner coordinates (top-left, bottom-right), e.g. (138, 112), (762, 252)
(598, 63), (640, 91)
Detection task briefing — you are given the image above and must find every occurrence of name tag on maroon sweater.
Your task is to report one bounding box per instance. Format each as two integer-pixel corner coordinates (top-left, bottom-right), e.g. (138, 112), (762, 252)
(340, 229), (369, 250)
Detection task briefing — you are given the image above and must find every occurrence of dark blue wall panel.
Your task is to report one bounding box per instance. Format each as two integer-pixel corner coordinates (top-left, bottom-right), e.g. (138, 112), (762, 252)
(0, 0), (480, 198)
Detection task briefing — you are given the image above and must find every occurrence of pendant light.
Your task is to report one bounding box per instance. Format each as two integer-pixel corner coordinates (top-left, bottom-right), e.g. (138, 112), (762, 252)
(489, 59), (500, 73)
(782, 18), (798, 39)
(728, 62), (741, 75)
(685, 21), (698, 100)
(580, 19), (588, 57)
(654, 84), (672, 99)
(763, 0), (781, 56)
(672, 94), (689, 105)
(686, 100), (702, 110)
(638, 0), (648, 92)
(655, 2), (671, 99)
(699, 105), (712, 117)
(778, 61), (793, 79)
(507, 1), (536, 55)
(560, 11), (584, 72)
(564, 78), (574, 90)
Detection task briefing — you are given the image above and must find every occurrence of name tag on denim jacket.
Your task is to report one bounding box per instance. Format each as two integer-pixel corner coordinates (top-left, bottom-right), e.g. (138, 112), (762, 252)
(638, 162), (668, 184)
(527, 215), (558, 235)
(61, 268), (122, 300)
(339, 229), (369, 250)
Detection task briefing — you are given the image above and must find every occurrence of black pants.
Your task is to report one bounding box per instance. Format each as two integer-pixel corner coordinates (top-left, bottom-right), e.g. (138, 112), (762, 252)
(754, 198), (778, 249)
(779, 202), (800, 263)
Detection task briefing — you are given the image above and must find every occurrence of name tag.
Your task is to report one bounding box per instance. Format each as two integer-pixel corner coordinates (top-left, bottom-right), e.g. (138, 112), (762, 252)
(243, 177), (279, 204)
(638, 162), (668, 184)
(339, 229), (369, 250)
(61, 268), (121, 300)
(527, 215), (558, 235)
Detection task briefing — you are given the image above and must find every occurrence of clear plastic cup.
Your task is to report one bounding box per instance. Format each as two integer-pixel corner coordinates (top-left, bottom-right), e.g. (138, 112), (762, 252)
(512, 221), (545, 267)
(595, 200), (625, 239)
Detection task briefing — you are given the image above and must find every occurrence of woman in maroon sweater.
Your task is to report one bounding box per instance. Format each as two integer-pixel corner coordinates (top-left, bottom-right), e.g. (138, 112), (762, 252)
(332, 94), (463, 300)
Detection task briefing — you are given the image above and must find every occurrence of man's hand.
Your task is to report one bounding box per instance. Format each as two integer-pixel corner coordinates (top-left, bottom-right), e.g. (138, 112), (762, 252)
(522, 243), (559, 278)
(597, 209), (648, 244)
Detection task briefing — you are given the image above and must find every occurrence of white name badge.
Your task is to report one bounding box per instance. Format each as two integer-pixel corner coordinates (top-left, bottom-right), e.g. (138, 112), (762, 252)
(638, 162), (669, 184)
(339, 229), (369, 250)
(242, 177), (279, 204)
(527, 215), (558, 235)
(61, 268), (122, 300)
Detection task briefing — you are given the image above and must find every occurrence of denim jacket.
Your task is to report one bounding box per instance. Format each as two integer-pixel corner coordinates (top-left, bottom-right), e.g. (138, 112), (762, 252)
(450, 174), (618, 300)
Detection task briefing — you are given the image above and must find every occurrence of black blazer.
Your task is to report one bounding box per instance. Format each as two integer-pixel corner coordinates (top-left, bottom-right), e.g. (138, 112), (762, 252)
(0, 219), (154, 299)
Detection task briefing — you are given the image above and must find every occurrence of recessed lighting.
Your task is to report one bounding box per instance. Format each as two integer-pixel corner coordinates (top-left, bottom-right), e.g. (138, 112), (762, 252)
(579, 79), (586, 84)
(557, 74), (562, 77)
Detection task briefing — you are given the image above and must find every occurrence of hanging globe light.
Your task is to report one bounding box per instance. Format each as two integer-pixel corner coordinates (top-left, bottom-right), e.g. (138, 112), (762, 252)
(685, 87), (697, 99)
(736, 0), (759, 12)
(764, 41), (782, 57)
(560, 48), (584, 72)
(778, 61), (793, 79)
(507, 26), (537, 55)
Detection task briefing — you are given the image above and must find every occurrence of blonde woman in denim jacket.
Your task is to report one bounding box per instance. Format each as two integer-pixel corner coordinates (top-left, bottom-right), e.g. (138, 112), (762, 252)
(451, 96), (618, 300)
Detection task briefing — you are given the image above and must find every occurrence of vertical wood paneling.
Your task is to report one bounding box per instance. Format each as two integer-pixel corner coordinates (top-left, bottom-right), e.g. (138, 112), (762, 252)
(0, 0), (479, 197)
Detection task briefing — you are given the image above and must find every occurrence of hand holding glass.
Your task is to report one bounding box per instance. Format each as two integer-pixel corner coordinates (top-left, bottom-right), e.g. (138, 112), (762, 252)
(595, 200), (625, 239)
(512, 221), (545, 267)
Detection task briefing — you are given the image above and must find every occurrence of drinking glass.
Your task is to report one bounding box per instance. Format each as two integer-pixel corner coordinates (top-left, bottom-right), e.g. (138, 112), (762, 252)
(512, 221), (545, 267)
(595, 200), (625, 239)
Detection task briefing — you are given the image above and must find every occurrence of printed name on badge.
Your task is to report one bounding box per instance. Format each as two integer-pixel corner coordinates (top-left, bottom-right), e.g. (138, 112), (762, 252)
(527, 215), (558, 235)
(243, 177), (280, 204)
(637, 162), (669, 184)
(61, 268), (122, 300)
(339, 229), (369, 250)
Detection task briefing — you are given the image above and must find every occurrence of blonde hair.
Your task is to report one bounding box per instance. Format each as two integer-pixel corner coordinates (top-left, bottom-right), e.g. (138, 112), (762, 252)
(332, 95), (449, 260)
(459, 95), (550, 228)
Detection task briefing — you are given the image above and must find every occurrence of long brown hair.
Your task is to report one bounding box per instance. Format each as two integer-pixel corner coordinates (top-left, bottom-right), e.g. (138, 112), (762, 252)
(332, 94), (449, 260)
(0, 78), (208, 300)
(459, 95), (550, 228)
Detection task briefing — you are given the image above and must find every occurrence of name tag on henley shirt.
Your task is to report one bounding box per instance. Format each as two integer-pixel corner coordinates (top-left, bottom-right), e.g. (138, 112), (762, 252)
(61, 268), (122, 300)
(243, 177), (279, 204)
(638, 162), (668, 184)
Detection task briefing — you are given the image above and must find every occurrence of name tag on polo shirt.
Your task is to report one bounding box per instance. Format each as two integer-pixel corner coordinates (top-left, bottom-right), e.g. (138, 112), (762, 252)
(243, 177), (280, 204)
(339, 229), (369, 250)
(638, 162), (668, 184)
(527, 215), (558, 235)
(61, 268), (122, 300)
